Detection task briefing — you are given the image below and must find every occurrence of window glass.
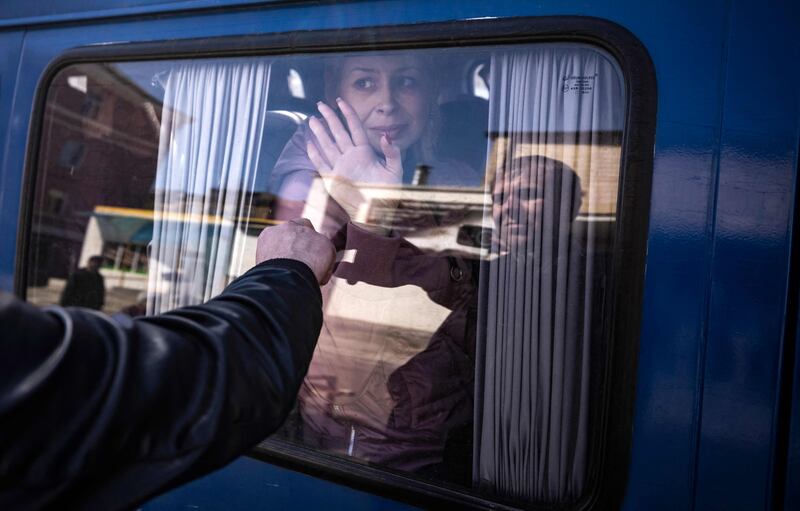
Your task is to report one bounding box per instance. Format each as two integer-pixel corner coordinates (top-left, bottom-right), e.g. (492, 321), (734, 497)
(26, 43), (624, 505)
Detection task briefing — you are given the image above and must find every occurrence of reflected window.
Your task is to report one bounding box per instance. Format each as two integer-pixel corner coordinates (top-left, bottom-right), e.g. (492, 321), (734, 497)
(287, 68), (306, 99)
(26, 42), (625, 507)
(472, 62), (489, 99)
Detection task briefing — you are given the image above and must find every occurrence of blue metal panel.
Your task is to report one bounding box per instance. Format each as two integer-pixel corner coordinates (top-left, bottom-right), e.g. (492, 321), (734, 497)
(694, 0), (800, 509)
(0, 0), (280, 28)
(622, 123), (719, 511)
(695, 131), (795, 509)
(0, 29), (24, 291)
(141, 456), (416, 510)
(620, 4), (730, 511)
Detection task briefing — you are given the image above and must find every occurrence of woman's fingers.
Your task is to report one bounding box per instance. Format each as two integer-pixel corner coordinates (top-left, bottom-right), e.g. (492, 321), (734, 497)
(307, 141), (332, 174)
(317, 101), (353, 153)
(380, 133), (402, 178)
(336, 97), (370, 146)
(308, 116), (340, 165)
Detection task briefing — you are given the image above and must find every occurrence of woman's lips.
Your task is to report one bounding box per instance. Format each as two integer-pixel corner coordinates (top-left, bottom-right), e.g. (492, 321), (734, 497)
(369, 124), (407, 139)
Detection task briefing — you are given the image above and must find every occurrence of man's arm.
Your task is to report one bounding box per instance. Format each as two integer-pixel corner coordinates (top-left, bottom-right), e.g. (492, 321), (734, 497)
(0, 220), (334, 511)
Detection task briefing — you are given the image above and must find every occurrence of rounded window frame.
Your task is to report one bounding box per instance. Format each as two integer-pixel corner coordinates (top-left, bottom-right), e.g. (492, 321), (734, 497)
(17, 15), (657, 511)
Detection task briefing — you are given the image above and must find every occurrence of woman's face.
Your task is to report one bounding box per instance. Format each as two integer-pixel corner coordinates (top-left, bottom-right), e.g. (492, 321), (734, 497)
(336, 55), (433, 154)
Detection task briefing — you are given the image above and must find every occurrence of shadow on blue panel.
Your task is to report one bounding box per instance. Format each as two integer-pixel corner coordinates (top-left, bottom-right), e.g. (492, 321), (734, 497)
(141, 456), (417, 510)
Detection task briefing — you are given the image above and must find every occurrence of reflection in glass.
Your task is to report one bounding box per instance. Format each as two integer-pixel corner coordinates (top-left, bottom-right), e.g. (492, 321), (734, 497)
(475, 47), (623, 503)
(26, 43), (624, 506)
(146, 59), (271, 314)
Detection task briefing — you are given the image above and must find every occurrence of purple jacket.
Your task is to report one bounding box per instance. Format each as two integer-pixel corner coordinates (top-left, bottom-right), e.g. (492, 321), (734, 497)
(268, 125), (478, 472)
(298, 223), (476, 472)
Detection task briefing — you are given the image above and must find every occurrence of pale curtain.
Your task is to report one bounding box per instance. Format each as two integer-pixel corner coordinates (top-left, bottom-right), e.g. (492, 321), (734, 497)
(474, 44), (624, 503)
(147, 59), (271, 314)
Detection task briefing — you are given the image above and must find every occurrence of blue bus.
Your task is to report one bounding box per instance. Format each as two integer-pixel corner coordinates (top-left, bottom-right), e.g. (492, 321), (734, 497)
(0, 1), (798, 509)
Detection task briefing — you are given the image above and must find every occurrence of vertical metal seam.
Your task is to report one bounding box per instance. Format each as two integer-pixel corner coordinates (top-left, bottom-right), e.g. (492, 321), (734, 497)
(688, 1), (734, 509)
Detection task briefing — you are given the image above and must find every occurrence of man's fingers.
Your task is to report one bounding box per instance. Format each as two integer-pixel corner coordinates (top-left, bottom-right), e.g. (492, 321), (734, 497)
(255, 221), (335, 285)
(319, 265), (333, 286)
(308, 116), (340, 165)
(336, 98), (369, 146)
(317, 101), (353, 153)
(318, 243), (336, 286)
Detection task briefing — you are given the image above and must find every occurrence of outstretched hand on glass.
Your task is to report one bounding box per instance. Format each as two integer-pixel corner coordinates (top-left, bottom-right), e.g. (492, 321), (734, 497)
(307, 98), (402, 225)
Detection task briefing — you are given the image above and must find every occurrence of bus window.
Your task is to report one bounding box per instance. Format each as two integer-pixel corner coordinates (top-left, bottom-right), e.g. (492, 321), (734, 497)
(25, 42), (625, 506)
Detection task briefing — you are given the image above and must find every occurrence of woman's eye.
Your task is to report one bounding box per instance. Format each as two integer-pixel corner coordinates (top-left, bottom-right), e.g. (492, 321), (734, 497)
(353, 78), (375, 90)
(397, 76), (418, 90)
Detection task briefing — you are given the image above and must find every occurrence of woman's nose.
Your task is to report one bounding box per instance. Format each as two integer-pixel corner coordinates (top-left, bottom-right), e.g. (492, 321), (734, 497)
(374, 84), (397, 114)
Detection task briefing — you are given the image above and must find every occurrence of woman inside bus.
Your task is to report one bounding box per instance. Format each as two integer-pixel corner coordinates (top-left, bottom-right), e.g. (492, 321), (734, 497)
(269, 53), (483, 236)
(268, 52), (481, 478)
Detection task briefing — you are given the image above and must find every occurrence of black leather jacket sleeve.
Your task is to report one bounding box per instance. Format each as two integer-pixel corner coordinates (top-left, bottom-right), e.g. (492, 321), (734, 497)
(0, 259), (322, 511)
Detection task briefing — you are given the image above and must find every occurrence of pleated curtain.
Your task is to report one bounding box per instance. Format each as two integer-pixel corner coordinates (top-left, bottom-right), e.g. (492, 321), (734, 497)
(474, 44), (624, 503)
(147, 59), (271, 314)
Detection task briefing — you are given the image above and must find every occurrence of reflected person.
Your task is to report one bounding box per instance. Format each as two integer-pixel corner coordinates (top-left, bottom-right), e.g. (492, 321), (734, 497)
(60, 254), (105, 310)
(477, 156), (588, 495)
(491, 155), (582, 256)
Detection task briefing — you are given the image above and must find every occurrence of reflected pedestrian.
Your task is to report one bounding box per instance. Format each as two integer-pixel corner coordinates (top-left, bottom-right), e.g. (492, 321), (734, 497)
(60, 255), (105, 309)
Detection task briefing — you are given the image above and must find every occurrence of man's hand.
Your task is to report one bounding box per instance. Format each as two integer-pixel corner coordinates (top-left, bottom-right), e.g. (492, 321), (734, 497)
(256, 219), (336, 285)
